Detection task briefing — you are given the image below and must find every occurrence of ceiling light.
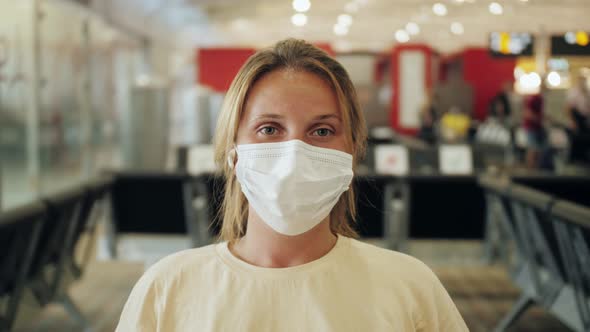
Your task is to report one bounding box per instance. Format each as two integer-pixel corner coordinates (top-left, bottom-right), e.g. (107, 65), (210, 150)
(405, 22), (420, 35)
(519, 72), (541, 89)
(489, 2), (503, 15)
(451, 22), (464, 35)
(292, 0), (311, 13)
(395, 29), (410, 43)
(529, 73), (542, 88)
(291, 13), (307, 27)
(547, 71), (561, 87)
(338, 14), (353, 26)
(514, 66), (525, 80)
(433, 3), (448, 16)
(576, 31), (589, 46)
(333, 23), (349, 36)
(565, 32), (577, 44)
(344, 2), (359, 13)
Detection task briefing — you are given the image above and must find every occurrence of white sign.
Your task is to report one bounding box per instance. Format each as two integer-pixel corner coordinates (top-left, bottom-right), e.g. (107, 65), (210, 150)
(439, 145), (473, 175)
(375, 145), (409, 175)
(187, 145), (216, 175)
(399, 51), (425, 129)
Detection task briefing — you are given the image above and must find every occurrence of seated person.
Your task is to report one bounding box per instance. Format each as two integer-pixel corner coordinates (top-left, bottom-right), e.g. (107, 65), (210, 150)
(418, 91), (438, 144)
(488, 82), (513, 125)
(440, 107), (471, 143)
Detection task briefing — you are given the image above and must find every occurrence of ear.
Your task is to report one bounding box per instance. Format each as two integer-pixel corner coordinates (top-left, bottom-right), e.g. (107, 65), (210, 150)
(227, 148), (237, 170)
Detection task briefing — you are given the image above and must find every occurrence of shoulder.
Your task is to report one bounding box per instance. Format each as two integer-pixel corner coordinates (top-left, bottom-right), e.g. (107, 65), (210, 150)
(140, 244), (218, 286)
(346, 238), (438, 282)
(116, 245), (218, 331)
(345, 238), (468, 331)
(346, 237), (414, 264)
(344, 239), (449, 312)
(124, 244), (219, 301)
(117, 245), (218, 322)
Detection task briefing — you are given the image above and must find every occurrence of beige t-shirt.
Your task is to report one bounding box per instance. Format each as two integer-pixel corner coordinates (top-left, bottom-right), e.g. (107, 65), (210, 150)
(116, 236), (468, 331)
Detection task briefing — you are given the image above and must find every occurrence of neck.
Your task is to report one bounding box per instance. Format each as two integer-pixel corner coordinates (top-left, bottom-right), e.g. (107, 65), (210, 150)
(230, 211), (337, 268)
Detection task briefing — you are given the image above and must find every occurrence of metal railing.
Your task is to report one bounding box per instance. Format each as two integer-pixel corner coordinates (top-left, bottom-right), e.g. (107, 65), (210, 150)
(480, 174), (590, 332)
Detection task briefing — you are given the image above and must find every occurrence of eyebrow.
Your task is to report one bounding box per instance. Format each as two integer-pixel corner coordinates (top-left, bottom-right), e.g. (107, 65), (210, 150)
(313, 114), (341, 122)
(250, 113), (341, 123)
(252, 114), (284, 122)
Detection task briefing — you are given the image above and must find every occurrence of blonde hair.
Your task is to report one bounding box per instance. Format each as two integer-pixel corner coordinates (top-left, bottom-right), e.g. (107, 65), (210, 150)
(212, 38), (367, 243)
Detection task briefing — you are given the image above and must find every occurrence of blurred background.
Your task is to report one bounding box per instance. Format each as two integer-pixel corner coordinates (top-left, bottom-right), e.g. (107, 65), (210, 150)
(0, 0), (590, 331)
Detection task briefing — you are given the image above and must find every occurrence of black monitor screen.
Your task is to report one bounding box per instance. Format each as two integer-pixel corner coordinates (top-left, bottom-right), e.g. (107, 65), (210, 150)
(551, 32), (590, 56)
(489, 32), (534, 57)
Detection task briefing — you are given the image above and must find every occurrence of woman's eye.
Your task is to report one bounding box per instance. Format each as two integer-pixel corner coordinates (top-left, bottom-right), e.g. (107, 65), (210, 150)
(313, 128), (333, 137)
(260, 126), (278, 135)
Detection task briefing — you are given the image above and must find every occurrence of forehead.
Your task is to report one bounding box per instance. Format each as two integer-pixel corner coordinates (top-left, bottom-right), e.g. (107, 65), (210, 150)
(242, 69), (340, 119)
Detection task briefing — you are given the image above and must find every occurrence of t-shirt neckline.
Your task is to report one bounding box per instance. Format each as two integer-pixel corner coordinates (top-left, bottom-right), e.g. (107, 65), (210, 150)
(215, 235), (349, 279)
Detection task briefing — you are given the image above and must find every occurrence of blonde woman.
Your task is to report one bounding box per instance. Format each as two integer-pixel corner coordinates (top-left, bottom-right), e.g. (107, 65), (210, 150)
(117, 39), (468, 331)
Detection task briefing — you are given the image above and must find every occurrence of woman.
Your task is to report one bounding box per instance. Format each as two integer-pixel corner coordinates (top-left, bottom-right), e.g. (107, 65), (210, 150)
(117, 39), (468, 331)
(523, 92), (546, 168)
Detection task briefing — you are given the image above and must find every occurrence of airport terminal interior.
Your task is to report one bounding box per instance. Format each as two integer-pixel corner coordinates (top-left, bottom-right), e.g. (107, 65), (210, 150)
(1, 0), (590, 331)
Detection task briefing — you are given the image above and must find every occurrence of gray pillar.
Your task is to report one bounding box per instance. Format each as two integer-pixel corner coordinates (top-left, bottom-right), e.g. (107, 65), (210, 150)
(26, 0), (42, 197)
(123, 82), (170, 171)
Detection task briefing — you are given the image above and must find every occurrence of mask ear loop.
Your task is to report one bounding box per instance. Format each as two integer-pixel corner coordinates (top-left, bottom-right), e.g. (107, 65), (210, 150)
(227, 145), (237, 170)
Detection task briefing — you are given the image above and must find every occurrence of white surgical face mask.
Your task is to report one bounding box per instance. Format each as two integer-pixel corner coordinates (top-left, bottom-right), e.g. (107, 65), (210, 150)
(233, 139), (353, 236)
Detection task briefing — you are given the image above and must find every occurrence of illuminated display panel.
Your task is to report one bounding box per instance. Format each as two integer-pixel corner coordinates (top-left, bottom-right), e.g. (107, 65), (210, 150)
(551, 32), (590, 56)
(489, 32), (534, 57)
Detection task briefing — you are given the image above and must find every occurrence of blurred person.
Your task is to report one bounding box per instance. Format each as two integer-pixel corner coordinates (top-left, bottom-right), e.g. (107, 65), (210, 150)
(523, 88), (546, 168)
(418, 89), (438, 144)
(564, 74), (590, 163)
(116, 39), (467, 331)
(440, 106), (471, 143)
(488, 98), (506, 121)
(565, 74), (590, 134)
(488, 82), (513, 125)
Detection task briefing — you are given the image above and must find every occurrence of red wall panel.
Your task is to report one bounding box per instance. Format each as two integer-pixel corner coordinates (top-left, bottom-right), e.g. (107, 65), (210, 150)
(461, 48), (515, 120)
(197, 48), (256, 92)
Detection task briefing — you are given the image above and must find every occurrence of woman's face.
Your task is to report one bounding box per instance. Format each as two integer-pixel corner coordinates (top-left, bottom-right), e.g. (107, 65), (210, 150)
(236, 69), (350, 154)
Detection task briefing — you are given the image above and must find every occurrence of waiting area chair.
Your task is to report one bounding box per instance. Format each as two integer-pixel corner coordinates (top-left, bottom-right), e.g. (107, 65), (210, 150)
(0, 176), (111, 331)
(0, 202), (45, 331)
